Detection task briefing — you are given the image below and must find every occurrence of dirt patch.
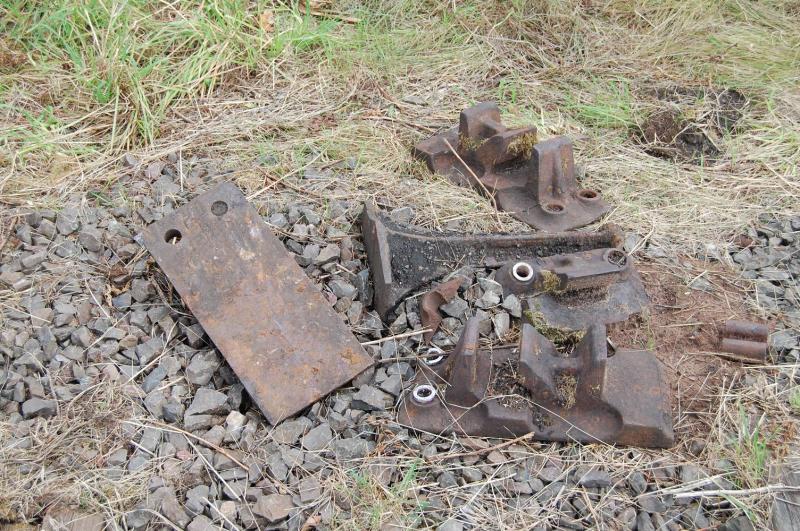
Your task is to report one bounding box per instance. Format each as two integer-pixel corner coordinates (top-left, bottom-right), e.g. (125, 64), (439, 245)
(636, 88), (747, 164)
(608, 258), (761, 441)
(488, 358), (531, 409)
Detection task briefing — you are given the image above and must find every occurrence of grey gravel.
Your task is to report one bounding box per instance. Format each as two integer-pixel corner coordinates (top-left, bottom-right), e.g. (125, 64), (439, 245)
(22, 397), (57, 418)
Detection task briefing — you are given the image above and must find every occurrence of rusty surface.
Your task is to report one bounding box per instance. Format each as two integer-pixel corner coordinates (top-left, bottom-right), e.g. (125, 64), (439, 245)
(398, 317), (673, 447)
(413, 102), (610, 231)
(139, 182), (373, 424)
(719, 319), (769, 364)
(361, 202), (624, 320)
(420, 276), (465, 344)
(496, 248), (649, 329)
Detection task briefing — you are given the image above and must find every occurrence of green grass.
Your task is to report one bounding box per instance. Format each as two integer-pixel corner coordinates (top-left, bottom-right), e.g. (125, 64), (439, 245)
(790, 387), (800, 413)
(733, 406), (770, 487)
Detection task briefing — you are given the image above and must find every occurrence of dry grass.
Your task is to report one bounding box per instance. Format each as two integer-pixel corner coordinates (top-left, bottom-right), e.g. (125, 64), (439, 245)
(1, 0), (799, 528)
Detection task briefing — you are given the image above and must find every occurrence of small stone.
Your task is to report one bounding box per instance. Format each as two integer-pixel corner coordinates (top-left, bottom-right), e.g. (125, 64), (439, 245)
(21, 252), (47, 271)
(389, 206), (414, 224)
(160, 493), (190, 528)
(107, 448), (128, 467)
(628, 471), (647, 495)
(298, 477), (322, 503)
(70, 326), (93, 348)
(22, 397), (56, 419)
(577, 469), (612, 488)
(538, 466), (562, 483)
(475, 290), (501, 309)
(272, 417), (313, 445)
(186, 388), (229, 416)
(186, 351), (220, 385)
(638, 495), (667, 513)
(689, 276), (714, 292)
(55, 208), (81, 235)
(680, 464), (706, 484)
(501, 294), (522, 318)
(351, 385), (391, 411)
(440, 297), (468, 318)
(330, 437), (373, 460)
(492, 312), (510, 338)
(187, 514), (214, 531)
(314, 244), (340, 265)
(328, 278), (357, 299)
(253, 493), (294, 523)
(302, 423), (334, 451)
(379, 374), (403, 396)
(636, 512), (655, 531)
(438, 471), (458, 488)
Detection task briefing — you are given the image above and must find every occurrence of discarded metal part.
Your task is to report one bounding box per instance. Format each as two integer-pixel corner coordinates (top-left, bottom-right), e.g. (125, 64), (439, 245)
(496, 248), (649, 329)
(398, 317), (673, 447)
(139, 182), (373, 424)
(413, 102), (610, 231)
(420, 276), (465, 343)
(718, 320), (769, 364)
(361, 202), (623, 320)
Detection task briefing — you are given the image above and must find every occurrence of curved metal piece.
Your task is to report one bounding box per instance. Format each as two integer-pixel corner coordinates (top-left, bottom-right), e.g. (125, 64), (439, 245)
(360, 203), (623, 320)
(413, 102), (611, 231)
(397, 317), (674, 448)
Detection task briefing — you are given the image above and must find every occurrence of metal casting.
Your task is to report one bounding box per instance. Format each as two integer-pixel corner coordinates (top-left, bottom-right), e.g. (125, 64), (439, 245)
(398, 317), (674, 447)
(361, 202), (624, 321)
(496, 247), (648, 330)
(139, 182), (373, 424)
(413, 102), (610, 231)
(719, 320), (769, 364)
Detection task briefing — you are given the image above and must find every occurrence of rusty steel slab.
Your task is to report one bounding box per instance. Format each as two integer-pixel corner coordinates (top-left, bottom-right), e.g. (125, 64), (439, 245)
(361, 202), (624, 320)
(719, 319), (769, 364)
(413, 102), (611, 232)
(398, 317), (673, 447)
(139, 182), (373, 424)
(495, 248), (649, 330)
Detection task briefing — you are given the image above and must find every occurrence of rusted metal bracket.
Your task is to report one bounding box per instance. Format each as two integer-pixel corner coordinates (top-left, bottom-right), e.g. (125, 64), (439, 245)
(361, 202), (624, 321)
(139, 182), (373, 424)
(398, 317), (673, 447)
(413, 102), (611, 231)
(495, 247), (648, 330)
(719, 320), (769, 364)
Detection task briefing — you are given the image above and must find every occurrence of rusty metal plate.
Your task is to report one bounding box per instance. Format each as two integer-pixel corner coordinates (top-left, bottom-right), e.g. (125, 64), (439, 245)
(139, 182), (372, 424)
(398, 317), (673, 447)
(361, 202), (623, 320)
(413, 102), (610, 231)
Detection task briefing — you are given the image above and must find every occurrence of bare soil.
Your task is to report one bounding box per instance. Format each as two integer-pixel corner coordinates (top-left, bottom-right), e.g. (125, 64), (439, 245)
(609, 258), (761, 441)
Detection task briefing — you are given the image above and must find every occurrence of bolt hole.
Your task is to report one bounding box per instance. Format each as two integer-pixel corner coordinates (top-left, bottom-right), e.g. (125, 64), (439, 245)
(412, 384), (437, 404)
(164, 229), (182, 244)
(579, 189), (600, 201)
(211, 200), (228, 217)
(512, 262), (534, 282)
(606, 249), (627, 267)
(424, 346), (444, 366)
(543, 202), (565, 214)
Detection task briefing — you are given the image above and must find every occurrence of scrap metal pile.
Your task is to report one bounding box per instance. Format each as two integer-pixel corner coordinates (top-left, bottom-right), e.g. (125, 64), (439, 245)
(139, 102), (766, 449)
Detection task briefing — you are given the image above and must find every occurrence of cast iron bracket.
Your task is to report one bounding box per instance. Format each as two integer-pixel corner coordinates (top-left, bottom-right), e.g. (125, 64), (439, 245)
(495, 247), (648, 330)
(413, 102), (610, 231)
(398, 317), (674, 447)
